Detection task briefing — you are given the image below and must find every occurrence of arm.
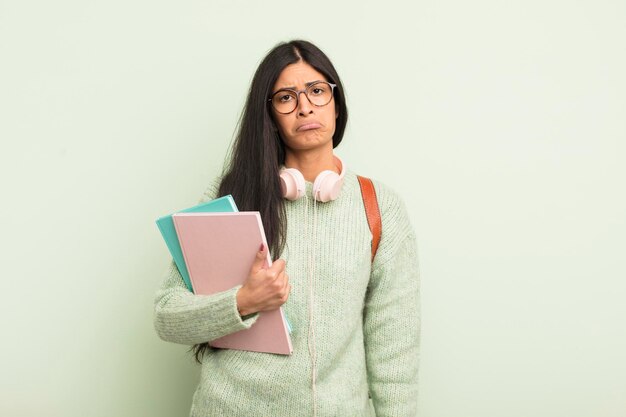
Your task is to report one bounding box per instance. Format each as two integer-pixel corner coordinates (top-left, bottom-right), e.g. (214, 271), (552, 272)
(152, 178), (259, 345)
(153, 259), (259, 345)
(363, 191), (421, 416)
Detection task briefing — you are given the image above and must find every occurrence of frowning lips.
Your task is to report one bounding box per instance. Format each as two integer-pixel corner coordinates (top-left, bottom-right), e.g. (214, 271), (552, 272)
(296, 122), (322, 131)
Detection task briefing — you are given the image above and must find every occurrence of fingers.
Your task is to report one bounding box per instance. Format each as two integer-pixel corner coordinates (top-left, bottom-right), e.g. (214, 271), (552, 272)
(271, 259), (289, 295)
(279, 271), (290, 303)
(273, 270), (290, 304)
(250, 243), (268, 274)
(250, 254), (290, 309)
(268, 260), (288, 294)
(281, 271), (290, 292)
(282, 283), (291, 303)
(270, 268), (290, 302)
(268, 258), (286, 276)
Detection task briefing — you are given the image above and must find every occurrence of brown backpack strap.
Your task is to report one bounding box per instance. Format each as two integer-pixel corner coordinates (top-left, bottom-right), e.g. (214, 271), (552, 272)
(357, 176), (382, 262)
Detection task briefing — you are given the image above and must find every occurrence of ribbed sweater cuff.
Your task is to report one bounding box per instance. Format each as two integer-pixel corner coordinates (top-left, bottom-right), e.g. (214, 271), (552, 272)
(204, 285), (259, 341)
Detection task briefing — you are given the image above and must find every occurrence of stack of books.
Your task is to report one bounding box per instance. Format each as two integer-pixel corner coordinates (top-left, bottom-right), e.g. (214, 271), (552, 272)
(156, 196), (292, 355)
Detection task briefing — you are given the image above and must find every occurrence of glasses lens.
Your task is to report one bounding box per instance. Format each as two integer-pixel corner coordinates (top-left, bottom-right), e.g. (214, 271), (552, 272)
(306, 82), (333, 106)
(272, 90), (298, 114)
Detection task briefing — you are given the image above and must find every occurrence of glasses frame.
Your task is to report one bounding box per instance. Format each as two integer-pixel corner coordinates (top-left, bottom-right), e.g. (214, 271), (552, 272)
(268, 81), (337, 114)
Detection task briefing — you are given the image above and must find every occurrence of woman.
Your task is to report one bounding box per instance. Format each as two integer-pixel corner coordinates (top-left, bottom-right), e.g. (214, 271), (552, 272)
(154, 40), (420, 417)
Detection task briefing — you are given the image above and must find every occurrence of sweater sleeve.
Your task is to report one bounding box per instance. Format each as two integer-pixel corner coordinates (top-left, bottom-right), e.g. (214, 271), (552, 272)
(153, 259), (259, 345)
(363, 187), (421, 417)
(153, 178), (260, 346)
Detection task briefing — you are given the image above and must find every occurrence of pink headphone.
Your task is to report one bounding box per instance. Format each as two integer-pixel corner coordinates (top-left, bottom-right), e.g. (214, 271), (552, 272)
(279, 155), (346, 202)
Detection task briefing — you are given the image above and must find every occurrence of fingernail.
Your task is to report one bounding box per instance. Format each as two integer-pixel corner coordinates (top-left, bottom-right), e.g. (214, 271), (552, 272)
(259, 243), (264, 251)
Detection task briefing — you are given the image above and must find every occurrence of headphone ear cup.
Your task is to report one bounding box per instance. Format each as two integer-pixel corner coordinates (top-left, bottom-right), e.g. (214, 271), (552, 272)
(280, 168), (306, 200)
(313, 170), (341, 203)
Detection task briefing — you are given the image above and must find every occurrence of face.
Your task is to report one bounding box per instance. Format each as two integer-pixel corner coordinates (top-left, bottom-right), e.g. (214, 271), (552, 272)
(270, 61), (337, 153)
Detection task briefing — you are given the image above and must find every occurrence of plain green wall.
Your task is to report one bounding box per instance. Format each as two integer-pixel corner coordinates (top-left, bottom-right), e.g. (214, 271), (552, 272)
(1, 1), (625, 416)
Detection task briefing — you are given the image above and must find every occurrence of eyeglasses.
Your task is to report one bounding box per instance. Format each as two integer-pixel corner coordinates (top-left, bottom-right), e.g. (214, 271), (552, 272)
(269, 81), (337, 114)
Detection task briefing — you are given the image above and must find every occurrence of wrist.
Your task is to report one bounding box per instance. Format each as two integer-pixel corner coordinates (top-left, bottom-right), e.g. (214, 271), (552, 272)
(236, 287), (254, 317)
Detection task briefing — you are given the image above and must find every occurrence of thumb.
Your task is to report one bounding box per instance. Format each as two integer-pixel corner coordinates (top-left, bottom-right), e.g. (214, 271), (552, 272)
(250, 243), (268, 274)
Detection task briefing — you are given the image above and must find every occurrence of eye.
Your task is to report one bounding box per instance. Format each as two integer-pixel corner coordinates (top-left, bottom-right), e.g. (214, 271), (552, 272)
(274, 90), (296, 103)
(310, 87), (325, 96)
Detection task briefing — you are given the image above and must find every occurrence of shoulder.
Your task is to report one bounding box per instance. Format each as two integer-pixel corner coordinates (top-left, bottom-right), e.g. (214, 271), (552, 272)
(350, 172), (411, 232)
(349, 171), (415, 266)
(371, 178), (410, 227)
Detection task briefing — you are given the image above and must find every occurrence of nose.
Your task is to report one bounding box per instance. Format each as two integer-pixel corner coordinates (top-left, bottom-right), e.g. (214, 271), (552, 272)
(296, 91), (314, 115)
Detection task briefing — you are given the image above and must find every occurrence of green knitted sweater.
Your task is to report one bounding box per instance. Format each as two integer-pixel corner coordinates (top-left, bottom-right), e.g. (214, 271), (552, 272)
(153, 170), (420, 417)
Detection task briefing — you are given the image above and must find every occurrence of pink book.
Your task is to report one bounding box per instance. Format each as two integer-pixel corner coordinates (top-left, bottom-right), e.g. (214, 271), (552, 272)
(172, 212), (293, 355)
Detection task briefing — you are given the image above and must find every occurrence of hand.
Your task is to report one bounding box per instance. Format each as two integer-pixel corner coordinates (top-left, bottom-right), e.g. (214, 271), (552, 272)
(236, 244), (291, 316)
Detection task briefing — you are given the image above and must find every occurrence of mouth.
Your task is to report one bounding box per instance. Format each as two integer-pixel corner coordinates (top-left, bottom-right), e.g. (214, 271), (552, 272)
(296, 122), (322, 131)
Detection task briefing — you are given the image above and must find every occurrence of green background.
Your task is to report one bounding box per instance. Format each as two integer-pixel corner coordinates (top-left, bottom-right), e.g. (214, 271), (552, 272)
(1, 0), (625, 416)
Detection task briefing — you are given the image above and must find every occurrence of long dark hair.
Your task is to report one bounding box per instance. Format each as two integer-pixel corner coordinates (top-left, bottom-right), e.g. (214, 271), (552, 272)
(191, 40), (349, 363)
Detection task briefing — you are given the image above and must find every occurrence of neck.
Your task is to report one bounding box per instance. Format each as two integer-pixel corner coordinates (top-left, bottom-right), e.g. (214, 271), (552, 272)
(284, 147), (338, 182)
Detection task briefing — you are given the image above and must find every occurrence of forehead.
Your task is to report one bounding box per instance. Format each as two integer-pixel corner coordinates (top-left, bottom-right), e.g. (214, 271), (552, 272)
(274, 62), (327, 90)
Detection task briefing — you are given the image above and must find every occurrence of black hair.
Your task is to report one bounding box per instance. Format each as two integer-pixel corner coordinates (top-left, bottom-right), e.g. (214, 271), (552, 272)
(191, 39), (348, 363)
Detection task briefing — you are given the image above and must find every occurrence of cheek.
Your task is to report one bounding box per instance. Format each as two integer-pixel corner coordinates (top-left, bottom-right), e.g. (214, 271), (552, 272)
(274, 119), (296, 146)
(272, 115), (290, 135)
(326, 114), (337, 133)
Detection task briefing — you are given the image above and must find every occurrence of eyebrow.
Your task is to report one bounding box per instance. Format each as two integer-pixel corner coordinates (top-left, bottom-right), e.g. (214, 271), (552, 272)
(274, 80), (324, 92)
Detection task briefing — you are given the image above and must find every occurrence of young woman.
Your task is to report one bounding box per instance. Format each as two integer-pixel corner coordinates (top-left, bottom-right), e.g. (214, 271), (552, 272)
(154, 40), (420, 417)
